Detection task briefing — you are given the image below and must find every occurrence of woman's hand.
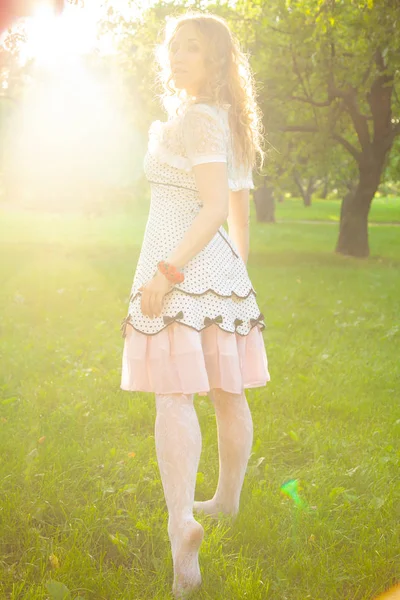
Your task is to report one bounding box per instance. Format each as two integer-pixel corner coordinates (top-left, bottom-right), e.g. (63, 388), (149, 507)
(139, 271), (174, 318)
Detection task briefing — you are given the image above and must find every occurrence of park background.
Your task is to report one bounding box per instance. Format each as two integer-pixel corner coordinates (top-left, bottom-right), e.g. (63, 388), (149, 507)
(0, 1), (399, 599)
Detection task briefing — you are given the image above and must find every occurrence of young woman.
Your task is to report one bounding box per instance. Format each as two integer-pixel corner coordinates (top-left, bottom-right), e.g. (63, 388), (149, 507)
(120, 12), (270, 599)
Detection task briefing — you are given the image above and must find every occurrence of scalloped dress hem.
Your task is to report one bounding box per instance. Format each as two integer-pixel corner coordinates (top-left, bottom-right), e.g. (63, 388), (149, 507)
(120, 321), (270, 396)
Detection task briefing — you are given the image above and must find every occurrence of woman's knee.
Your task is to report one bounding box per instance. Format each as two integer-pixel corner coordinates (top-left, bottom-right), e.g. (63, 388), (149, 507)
(209, 388), (246, 410)
(155, 392), (194, 412)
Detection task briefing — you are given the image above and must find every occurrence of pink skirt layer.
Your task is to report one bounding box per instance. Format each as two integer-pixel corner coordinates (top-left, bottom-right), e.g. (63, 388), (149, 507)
(121, 322), (270, 396)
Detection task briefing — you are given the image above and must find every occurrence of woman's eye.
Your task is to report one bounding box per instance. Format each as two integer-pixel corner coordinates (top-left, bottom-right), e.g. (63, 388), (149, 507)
(169, 42), (199, 54)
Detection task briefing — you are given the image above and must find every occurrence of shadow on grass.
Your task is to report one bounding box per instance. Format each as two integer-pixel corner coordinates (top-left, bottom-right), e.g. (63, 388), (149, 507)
(2, 243), (400, 280)
(250, 251), (400, 269)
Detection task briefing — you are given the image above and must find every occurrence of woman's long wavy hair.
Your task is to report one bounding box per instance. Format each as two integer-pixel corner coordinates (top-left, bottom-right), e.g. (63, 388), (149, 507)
(155, 12), (265, 173)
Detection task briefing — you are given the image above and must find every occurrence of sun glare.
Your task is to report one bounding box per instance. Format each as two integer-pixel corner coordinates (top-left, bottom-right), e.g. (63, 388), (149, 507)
(19, 1), (114, 68)
(2, 1), (144, 211)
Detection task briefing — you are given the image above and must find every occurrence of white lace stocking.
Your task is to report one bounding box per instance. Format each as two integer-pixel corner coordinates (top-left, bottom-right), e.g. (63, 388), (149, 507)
(155, 393), (204, 598)
(193, 388), (253, 518)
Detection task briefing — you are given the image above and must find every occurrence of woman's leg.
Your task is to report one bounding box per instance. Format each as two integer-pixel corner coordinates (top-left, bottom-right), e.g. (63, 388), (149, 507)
(155, 392), (204, 598)
(193, 387), (253, 517)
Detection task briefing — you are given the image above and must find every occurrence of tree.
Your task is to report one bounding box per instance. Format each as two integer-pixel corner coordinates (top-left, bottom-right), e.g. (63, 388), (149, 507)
(241, 0), (400, 257)
(253, 177), (276, 222)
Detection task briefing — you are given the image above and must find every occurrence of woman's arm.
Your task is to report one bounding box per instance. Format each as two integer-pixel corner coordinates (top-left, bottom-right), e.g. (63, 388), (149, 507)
(227, 189), (250, 266)
(165, 161), (229, 269)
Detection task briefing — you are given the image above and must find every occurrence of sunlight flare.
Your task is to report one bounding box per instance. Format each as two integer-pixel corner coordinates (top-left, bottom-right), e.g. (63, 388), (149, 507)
(1, 1), (143, 211)
(19, 0), (114, 67)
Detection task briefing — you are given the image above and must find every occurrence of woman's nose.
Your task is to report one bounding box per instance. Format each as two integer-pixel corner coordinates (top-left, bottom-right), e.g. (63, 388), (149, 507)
(172, 45), (185, 59)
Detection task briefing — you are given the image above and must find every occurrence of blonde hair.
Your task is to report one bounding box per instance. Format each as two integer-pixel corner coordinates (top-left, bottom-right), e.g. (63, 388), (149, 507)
(155, 12), (265, 173)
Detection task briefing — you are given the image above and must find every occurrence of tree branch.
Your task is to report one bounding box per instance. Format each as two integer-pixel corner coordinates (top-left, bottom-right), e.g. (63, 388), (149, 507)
(346, 95), (371, 150)
(289, 66), (371, 148)
(281, 125), (319, 133)
(367, 48), (394, 145)
(289, 95), (335, 107)
(230, 16), (293, 35)
(327, 81), (350, 101)
(265, 23), (293, 35)
(332, 134), (361, 161)
(360, 55), (376, 88)
(280, 124), (361, 162)
(291, 48), (311, 100)
(327, 82), (371, 149)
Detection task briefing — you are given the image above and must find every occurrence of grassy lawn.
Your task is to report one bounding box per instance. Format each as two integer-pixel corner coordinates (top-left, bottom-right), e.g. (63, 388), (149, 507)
(269, 195), (400, 223)
(0, 205), (399, 600)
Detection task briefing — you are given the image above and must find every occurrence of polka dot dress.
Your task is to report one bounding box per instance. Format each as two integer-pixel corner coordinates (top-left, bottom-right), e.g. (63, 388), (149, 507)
(120, 100), (270, 395)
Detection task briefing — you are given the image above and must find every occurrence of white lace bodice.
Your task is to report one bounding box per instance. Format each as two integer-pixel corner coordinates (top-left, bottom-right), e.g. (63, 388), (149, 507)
(147, 101), (254, 192)
(121, 98), (266, 337)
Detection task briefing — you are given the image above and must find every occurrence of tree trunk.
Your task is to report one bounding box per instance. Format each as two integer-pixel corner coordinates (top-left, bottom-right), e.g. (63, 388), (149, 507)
(320, 176), (329, 199)
(293, 171), (315, 206)
(305, 176), (316, 206)
(335, 167), (381, 258)
(253, 179), (276, 222)
(303, 189), (312, 207)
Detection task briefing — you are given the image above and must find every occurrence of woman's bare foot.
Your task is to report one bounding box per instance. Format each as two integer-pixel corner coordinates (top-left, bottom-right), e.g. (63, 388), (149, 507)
(193, 498), (239, 519)
(169, 517), (204, 599)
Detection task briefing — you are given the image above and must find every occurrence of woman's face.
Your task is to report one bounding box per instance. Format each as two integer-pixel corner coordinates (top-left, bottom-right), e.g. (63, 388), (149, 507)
(168, 22), (208, 97)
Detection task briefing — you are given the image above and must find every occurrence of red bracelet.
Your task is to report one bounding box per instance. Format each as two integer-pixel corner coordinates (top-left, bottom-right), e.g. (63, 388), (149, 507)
(157, 260), (185, 284)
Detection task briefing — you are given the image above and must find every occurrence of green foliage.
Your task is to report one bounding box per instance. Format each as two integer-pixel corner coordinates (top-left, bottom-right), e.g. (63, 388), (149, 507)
(240, 0), (400, 193)
(92, 0), (400, 205)
(1, 0), (400, 215)
(46, 582), (71, 600)
(382, 136), (400, 188)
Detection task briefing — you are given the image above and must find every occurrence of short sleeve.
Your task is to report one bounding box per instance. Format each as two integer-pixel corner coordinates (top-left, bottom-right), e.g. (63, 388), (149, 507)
(229, 162), (254, 191)
(182, 104), (227, 167)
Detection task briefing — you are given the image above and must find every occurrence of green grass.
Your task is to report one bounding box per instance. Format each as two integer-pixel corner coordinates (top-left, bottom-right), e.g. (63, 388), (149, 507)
(272, 195), (400, 223)
(0, 205), (399, 600)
